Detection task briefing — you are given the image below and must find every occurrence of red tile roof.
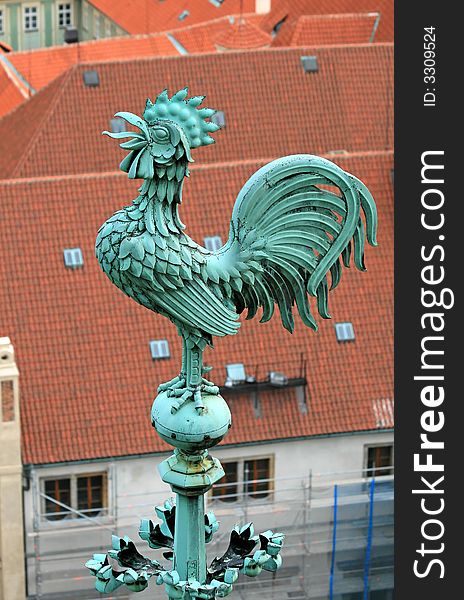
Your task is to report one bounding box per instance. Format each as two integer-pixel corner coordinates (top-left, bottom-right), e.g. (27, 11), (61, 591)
(89, 0), (256, 34)
(0, 44), (393, 179)
(289, 13), (379, 46)
(0, 62), (26, 118)
(0, 14), (266, 119)
(0, 150), (393, 464)
(214, 17), (272, 49)
(262, 0), (393, 44)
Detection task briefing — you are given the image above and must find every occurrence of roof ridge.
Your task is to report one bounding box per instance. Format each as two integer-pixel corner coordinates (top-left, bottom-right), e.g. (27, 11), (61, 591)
(73, 41), (393, 69)
(0, 150), (394, 185)
(11, 68), (74, 178)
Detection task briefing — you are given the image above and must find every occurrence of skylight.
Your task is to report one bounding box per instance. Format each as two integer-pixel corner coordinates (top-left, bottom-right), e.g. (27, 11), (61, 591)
(204, 236), (223, 252)
(83, 70), (100, 87)
(63, 248), (83, 269)
(150, 340), (170, 360)
(335, 322), (355, 342)
(301, 56), (319, 73)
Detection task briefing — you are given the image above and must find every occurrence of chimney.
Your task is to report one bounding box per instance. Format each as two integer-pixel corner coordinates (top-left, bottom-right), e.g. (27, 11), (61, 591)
(0, 337), (26, 600)
(255, 0), (271, 14)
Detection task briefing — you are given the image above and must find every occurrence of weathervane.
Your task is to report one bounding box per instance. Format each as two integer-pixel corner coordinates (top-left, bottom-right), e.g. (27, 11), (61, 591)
(86, 88), (378, 598)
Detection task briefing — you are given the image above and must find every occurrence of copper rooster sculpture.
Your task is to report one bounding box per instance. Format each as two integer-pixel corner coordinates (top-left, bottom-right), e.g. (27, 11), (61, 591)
(96, 88), (378, 413)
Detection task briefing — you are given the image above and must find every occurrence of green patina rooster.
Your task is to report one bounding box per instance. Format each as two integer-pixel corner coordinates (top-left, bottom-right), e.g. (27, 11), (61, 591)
(96, 88), (377, 413)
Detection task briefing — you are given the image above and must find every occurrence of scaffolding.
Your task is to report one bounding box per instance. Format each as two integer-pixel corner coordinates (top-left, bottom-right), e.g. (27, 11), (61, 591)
(25, 467), (393, 599)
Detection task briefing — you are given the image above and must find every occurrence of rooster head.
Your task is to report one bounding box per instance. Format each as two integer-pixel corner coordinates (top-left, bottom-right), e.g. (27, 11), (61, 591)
(103, 88), (221, 179)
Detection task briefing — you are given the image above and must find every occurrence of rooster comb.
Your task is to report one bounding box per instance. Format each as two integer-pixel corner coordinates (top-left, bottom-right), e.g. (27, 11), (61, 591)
(143, 88), (220, 149)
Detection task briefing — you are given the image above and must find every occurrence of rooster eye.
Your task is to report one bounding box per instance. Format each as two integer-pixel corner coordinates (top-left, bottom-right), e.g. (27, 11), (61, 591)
(153, 127), (170, 142)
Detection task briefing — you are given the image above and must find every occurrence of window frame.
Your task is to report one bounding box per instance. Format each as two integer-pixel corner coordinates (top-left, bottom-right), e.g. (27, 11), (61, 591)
(41, 471), (108, 522)
(210, 455), (274, 504)
(0, 8), (5, 35)
(363, 443), (394, 477)
(57, 2), (73, 29)
(23, 4), (39, 33)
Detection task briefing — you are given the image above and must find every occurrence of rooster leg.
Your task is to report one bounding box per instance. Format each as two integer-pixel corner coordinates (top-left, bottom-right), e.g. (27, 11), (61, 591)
(157, 338), (187, 393)
(170, 337), (220, 414)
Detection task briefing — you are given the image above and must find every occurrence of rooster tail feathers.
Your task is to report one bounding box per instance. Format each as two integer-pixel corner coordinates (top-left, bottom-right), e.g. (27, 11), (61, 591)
(228, 154), (378, 331)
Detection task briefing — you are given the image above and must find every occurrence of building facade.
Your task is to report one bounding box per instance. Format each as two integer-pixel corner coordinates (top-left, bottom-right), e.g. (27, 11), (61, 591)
(23, 428), (393, 598)
(0, 1), (124, 51)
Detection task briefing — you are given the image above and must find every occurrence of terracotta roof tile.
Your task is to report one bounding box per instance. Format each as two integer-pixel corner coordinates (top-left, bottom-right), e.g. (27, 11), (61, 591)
(290, 13), (379, 46)
(0, 63), (26, 118)
(0, 151), (393, 464)
(263, 0), (393, 44)
(89, 0), (256, 35)
(0, 14), (266, 119)
(214, 17), (272, 49)
(0, 44), (393, 179)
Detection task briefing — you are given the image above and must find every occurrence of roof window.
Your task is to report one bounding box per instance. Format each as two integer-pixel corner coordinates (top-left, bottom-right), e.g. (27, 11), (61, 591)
(150, 339), (170, 360)
(301, 56), (319, 73)
(83, 70), (100, 87)
(110, 117), (126, 133)
(63, 248), (83, 269)
(335, 322), (355, 342)
(211, 111), (225, 128)
(204, 236), (223, 252)
(178, 10), (189, 21)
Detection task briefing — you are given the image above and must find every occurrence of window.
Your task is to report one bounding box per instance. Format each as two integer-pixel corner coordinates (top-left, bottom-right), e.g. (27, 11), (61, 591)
(0, 9), (4, 34)
(58, 3), (72, 28)
(63, 247), (83, 268)
(110, 117), (126, 133)
(44, 478), (71, 520)
(24, 6), (38, 32)
(212, 457), (273, 502)
(211, 111), (225, 128)
(204, 235), (222, 252)
(83, 69), (99, 87)
(365, 445), (393, 477)
(42, 473), (107, 521)
(150, 339), (170, 359)
(77, 474), (106, 516)
(272, 16), (287, 37)
(301, 55), (319, 73)
(212, 461), (238, 502)
(94, 14), (100, 38)
(335, 321), (355, 342)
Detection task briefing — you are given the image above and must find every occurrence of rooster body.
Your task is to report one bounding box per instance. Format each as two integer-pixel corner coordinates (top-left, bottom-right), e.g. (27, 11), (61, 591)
(96, 89), (377, 412)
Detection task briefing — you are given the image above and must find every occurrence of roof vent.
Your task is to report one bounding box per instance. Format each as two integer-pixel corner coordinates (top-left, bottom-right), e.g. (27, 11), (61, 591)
(110, 117), (126, 133)
(335, 322), (355, 342)
(83, 70), (100, 87)
(225, 363), (246, 386)
(211, 111), (225, 128)
(301, 56), (319, 73)
(150, 339), (170, 360)
(178, 10), (189, 21)
(63, 248), (83, 269)
(64, 27), (79, 44)
(204, 236), (223, 252)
